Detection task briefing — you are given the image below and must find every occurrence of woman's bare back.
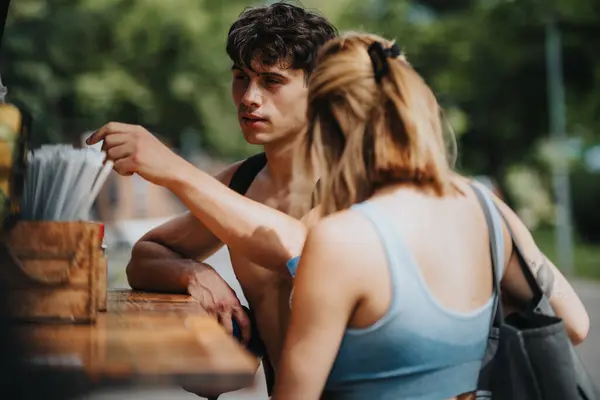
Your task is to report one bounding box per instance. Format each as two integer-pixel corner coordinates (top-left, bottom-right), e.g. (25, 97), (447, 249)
(347, 179), (497, 330)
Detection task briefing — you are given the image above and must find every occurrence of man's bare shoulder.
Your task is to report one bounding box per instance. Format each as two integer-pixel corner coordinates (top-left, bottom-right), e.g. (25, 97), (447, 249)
(213, 159), (247, 186)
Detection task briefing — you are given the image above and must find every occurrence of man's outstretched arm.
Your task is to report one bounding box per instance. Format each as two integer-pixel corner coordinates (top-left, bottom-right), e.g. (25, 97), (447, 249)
(88, 122), (311, 274)
(164, 162), (310, 274)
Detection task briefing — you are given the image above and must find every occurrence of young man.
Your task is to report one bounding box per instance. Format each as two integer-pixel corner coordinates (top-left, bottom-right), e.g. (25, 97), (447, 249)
(86, 1), (337, 392)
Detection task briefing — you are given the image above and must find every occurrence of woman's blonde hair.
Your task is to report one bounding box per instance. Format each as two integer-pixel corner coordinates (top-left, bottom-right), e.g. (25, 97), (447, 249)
(292, 32), (458, 218)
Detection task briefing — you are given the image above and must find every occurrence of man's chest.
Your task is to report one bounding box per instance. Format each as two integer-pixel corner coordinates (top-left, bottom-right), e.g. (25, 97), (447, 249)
(244, 177), (292, 214)
(228, 168), (294, 305)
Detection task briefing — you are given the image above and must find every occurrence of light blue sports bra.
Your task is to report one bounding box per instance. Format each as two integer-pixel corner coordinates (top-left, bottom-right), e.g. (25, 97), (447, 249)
(286, 185), (504, 400)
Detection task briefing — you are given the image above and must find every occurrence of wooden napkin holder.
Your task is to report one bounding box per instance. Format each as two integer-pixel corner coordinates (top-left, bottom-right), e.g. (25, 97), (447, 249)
(0, 104), (108, 324)
(0, 220), (107, 323)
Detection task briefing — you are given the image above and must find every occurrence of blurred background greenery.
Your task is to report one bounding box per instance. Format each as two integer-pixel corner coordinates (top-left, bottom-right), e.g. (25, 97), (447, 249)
(1, 0), (599, 278)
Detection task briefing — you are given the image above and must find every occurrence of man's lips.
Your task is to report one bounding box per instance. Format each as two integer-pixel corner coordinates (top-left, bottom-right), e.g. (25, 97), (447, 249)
(240, 115), (268, 122)
(240, 115), (269, 129)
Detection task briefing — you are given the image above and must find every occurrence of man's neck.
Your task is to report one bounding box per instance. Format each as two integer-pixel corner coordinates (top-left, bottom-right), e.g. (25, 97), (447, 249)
(262, 137), (297, 190)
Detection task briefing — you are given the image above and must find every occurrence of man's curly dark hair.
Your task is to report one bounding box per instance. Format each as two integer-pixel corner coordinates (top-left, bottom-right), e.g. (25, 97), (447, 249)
(226, 1), (338, 76)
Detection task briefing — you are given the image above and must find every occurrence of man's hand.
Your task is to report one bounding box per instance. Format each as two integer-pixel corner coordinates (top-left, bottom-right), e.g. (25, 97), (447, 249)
(188, 262), (251, 344)
(86, 122), (188, 187)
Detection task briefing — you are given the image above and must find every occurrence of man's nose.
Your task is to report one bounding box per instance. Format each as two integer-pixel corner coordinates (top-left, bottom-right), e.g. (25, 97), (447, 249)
(241, 82), (262, 108)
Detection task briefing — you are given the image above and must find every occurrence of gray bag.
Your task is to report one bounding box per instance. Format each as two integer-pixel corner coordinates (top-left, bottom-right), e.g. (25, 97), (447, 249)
(472, 182), (598, 400)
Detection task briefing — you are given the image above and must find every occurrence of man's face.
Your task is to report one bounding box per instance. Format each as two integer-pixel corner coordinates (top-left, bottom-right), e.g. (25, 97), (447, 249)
(231, 59), (308, 146)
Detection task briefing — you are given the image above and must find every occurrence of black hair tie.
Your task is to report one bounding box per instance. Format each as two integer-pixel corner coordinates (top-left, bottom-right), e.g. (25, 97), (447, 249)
(368, 41), (401, 83)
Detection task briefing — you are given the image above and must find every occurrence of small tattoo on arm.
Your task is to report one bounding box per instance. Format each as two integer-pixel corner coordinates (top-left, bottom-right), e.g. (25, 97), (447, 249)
(528, 255), (555, 297)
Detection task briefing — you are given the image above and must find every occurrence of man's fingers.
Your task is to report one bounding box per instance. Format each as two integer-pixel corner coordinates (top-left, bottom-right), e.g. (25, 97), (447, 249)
(86, 128), (104, 145)
(86, 122), (136, 145)
(218, 310), (234, 336)
(113, 158), (136, 176)
(106, 144), (132, 161)
(86, 124), (113, 145)
(232, 307), (251, 344)
(103, 132), (129, 148)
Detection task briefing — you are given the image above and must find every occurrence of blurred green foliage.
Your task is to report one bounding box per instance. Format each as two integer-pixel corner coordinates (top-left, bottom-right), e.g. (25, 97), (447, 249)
(338, 0), (600, 179)
(1, 1), (600, 242)
(2, 0), (261, 155)
(2, 0), (599, 166)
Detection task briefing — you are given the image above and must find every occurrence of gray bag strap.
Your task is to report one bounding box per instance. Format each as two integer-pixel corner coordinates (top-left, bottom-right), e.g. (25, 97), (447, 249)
(471, 182), (505, 328)
(493, 210), (545, 301)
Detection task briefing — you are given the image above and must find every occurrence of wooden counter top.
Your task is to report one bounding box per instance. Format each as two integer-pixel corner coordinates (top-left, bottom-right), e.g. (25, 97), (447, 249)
(16, 289), (258, 394)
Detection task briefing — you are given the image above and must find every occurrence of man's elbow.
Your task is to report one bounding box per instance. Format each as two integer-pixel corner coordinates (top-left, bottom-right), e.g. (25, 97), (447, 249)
(126, 241), (151, 290)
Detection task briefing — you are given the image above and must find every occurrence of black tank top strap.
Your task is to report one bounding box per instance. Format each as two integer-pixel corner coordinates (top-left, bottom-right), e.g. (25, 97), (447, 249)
(227, 152), (267, 195)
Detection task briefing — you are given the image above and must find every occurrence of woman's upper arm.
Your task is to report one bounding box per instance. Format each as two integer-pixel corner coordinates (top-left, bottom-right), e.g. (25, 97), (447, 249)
(491, 194), (590, 344)
(274, 214), (367, 399)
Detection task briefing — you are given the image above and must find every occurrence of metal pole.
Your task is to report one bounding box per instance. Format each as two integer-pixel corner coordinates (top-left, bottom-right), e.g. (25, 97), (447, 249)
(545, 15), (574, 275)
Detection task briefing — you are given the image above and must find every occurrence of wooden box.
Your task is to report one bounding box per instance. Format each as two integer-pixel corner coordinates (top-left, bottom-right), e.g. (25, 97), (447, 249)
(1, 104), (107, 324)
(0, 220), (107, 323)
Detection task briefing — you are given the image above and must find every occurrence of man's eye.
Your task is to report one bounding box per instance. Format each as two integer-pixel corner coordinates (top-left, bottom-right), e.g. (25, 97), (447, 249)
(265, 78), (281, 86)
(234, 75), (248, 81)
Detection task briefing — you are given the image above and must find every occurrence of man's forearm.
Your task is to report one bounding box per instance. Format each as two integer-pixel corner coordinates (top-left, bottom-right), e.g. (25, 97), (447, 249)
(126, 240), (202, 293)
(165, 162), (307, 273)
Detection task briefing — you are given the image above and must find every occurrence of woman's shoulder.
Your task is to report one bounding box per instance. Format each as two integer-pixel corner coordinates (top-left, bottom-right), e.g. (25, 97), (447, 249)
(312, 206), (373, 235)
(305, 207), (381, 261)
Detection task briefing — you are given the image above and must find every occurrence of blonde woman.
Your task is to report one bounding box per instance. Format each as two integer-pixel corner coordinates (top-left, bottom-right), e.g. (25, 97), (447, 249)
(272, 33), (589, 400)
